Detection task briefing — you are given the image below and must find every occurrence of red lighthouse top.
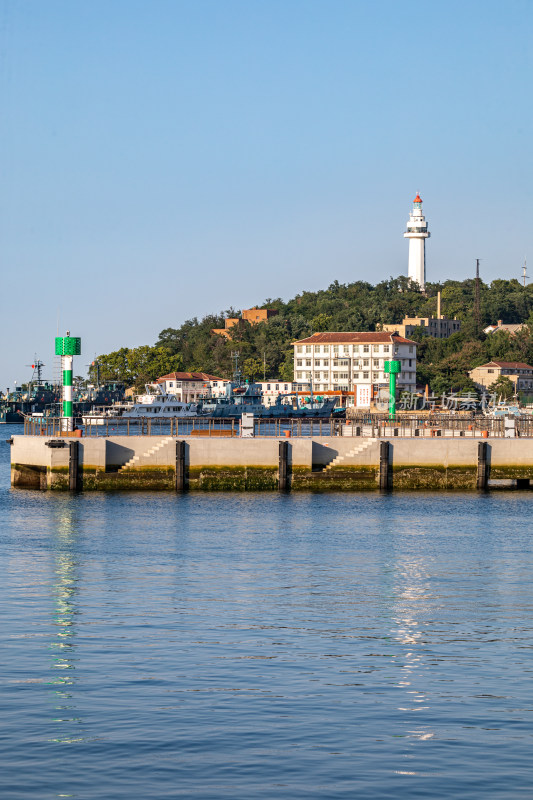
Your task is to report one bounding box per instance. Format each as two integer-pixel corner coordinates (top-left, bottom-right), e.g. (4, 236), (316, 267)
(413, 193), (422, 203)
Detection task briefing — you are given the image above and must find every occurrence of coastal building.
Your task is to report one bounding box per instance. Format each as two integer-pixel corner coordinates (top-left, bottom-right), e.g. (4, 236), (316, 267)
(383, 315), (460, 339)
(483, 320), (526, 335)
(383, 292), (460, 339)
(212, 308), (279, 339)
(292, 332), (417, 408)
(241, 308), (278, 324)
(211, 318), (241, 340)
(468, 361), (533, 393)
(157, 372), (228, 402)
(404, 193), (430, 291)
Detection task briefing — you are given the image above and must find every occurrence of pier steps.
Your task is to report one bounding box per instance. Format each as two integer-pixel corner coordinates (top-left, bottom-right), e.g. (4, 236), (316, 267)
(324, 437), (378, 471)
(119, 436), (174, 472)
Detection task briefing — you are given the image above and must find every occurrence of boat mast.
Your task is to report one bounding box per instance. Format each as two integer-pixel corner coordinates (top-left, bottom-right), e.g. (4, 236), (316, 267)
(231, 351), (241, 384)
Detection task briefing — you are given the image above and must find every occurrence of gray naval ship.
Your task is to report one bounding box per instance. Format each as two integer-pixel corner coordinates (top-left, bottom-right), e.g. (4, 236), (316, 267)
(198, 366), (339, 419)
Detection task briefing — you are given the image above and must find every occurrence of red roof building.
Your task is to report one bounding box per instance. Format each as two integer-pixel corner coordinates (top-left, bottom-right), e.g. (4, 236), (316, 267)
(293, 331), (417, 408)
(157, 372), (228, 402)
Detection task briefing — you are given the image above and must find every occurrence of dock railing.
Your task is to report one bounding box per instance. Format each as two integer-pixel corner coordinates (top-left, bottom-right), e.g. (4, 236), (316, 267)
(20, 413), (527, 438)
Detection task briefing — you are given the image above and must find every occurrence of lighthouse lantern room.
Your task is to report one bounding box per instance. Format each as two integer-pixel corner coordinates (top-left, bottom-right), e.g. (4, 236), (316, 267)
(404, 193), (430, 291)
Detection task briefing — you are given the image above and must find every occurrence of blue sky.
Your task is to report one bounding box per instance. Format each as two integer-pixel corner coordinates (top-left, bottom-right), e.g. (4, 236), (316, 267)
(0, 0), (531, 386)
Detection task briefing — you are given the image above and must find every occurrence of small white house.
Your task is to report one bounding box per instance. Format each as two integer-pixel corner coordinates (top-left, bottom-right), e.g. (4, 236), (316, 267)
(157, 372), (228, 402)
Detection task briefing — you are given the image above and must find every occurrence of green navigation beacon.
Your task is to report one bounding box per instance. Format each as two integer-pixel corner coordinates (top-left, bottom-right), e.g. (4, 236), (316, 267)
(383, 359), (401, 419)
(55, 333), (81, 431)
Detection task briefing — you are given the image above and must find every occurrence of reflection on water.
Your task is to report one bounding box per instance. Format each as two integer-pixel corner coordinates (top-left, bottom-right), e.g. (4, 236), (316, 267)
(0, 433), (532, 800)
(47, 504), (82, 744)
(391, 556), (434, 749)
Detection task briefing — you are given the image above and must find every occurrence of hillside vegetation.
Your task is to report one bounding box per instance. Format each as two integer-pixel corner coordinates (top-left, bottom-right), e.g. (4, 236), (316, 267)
(91, 277), (533, 394)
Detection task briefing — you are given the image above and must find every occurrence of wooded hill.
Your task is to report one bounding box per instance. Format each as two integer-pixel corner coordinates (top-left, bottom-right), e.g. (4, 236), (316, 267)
(91, 276), (533, 395)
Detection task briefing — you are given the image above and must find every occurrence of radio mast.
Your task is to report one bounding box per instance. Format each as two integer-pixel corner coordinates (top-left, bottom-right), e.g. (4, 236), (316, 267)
(474, 259), (481, 332)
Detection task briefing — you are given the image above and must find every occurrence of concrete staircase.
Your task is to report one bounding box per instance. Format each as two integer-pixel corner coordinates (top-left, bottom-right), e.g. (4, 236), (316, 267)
(323, 437), (378, 472)
(119, 436), (174, 472)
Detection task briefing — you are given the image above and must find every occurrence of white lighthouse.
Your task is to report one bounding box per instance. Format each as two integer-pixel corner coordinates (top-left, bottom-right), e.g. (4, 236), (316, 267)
(404, 193), (430, 291)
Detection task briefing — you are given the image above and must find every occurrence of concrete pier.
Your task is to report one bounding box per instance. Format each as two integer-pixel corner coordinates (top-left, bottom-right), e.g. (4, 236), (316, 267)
(10, 435), (533, 491)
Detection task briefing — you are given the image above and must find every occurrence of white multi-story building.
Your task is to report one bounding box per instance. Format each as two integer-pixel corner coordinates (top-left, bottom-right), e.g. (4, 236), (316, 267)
(292, 332), (417, 407)
(404, 193), (430, 291)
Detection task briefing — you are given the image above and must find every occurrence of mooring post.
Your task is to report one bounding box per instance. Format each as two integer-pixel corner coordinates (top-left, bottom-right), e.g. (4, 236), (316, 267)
(68, 441), (79, 491)
(477, 441), (489, 490)
(379, 440), (390, 491)
(279, 440), (289, 491)
(175, 440), (186, 491)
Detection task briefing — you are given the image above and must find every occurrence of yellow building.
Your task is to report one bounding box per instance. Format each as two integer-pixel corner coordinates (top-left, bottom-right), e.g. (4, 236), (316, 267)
(382, 315), (460, 339)
(468, 361), (533, 393)
(212, 308), (278, 340)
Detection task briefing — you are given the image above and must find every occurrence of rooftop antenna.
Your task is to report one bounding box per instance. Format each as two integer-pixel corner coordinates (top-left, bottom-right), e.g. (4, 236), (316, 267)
(522, 258), (528, 287)
(474, 259), (481, 332)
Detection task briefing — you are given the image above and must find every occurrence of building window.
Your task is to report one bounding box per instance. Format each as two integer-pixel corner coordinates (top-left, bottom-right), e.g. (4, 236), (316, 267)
(297, 346), (303, 353)
(353, 373), (359, 379)
(323, 360), (329, 367)
(343, 345), (349, 354)
(314, 345), (321, 353)
(314, 373), (320, 381)
(323, 345), (329, 353)
(333, 346), (339, 354)
(409, 346), (414, 353)
(487, 369), (494, 374)
(297, 372), (302, 379)
(296, 360), (302, 367)
(363, 359), (369, 366)
(363, 372), (369, 379)
(353, 345), (359, 354)
(373, 359), (379, 367)
(315, 360), (321, 367)
(306, 345), (311, 353)
(339, 373), (349, 379)
(363, 345), (369, 353)
(339, 359), (349, 366)
(384, 345), (390, 353)
(306, 360), (311, 367)
(373, 345), (379, 352)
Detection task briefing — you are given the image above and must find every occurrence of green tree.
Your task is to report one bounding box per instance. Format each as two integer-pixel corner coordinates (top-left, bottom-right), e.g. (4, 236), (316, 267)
(488, 375), (515, 400)
(279, 351), (294, 382)
(310, 313), (332, 332)
(242, 357), (263, 381)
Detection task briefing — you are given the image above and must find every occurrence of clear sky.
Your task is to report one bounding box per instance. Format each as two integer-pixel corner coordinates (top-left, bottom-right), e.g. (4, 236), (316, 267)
(0, 0), (531, 387)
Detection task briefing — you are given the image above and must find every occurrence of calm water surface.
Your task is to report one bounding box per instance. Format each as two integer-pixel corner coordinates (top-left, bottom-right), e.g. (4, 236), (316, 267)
(1, 425), (532, 798)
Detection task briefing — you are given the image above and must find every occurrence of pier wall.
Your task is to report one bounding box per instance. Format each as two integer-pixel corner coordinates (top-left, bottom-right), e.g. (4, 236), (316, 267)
(10, 435), (533, 491)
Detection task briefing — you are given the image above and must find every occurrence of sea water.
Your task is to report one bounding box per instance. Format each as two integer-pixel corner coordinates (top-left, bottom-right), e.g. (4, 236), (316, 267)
(1, 424), (532, 798)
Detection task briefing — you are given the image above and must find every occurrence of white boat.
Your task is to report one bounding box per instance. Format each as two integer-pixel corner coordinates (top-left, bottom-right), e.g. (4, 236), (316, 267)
(83, 384), (199, 424)
(82, 405), (129, 425)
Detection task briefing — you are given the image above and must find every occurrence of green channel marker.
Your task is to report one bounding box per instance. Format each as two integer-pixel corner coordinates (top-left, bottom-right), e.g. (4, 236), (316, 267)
(55, 333), (81, 431)
(384, 360), (401, 419)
